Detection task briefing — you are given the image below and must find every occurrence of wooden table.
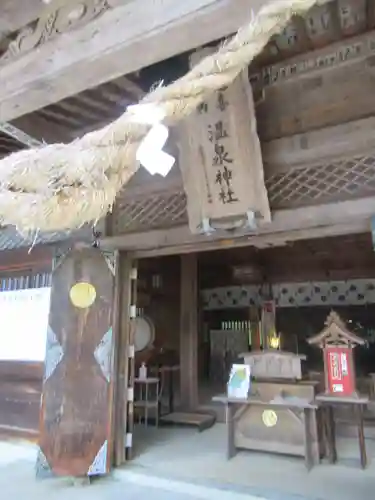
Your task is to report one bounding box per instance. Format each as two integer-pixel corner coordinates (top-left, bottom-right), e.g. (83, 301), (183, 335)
(134, 377), (160, 427)
(316, 393), (369, 469)
(213, 394), (319, 470)
(149, 365), (180, 415)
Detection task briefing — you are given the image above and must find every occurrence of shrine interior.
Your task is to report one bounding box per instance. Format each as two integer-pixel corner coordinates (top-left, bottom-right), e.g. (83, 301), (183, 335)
(129, 232), (375, 445)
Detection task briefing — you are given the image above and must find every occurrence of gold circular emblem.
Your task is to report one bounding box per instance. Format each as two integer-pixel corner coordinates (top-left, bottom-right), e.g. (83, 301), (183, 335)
(69, 282), (96, 309)
(262, 410), (278, 428)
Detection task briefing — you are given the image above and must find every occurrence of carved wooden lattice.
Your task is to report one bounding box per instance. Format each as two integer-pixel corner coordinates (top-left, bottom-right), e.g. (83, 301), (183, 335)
(113, 154), (375, 234)
(266, 155), (375, 208)
(112, 190), (187, 233)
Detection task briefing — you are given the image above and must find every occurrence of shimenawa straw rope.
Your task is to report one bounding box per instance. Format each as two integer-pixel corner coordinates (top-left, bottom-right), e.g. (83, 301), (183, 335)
(0, 0), (326, 232)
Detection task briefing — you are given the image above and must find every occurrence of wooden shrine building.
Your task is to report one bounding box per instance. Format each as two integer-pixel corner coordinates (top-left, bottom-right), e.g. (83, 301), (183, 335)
(3, 0), (375, 480)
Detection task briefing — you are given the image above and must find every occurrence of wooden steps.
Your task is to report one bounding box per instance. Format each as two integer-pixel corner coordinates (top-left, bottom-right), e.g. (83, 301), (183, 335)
(160, 412), (216, 432)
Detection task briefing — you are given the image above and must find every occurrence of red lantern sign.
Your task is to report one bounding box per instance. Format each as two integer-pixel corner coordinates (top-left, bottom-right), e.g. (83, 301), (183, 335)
(308, 311), (365, 398)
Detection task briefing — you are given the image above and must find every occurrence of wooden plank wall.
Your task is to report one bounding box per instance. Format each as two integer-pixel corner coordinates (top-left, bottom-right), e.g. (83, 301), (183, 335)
(0, 362), (43, 439)
(257, 55), (375, 143)
(0, 244), (53, 440)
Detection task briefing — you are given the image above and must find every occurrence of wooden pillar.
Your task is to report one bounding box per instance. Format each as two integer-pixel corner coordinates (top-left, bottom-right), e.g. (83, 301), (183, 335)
(180, 253), (198, 410)
(112, 252), (130, 466)
(111, 252), (138, 465)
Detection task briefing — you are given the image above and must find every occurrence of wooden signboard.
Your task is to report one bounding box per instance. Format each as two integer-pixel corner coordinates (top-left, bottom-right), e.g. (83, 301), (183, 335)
(178, 47), (271, 234)
(36, 248), (116, 478)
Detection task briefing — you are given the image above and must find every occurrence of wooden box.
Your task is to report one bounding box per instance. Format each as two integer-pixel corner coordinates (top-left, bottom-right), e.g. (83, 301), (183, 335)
(241, 350), (306, 380)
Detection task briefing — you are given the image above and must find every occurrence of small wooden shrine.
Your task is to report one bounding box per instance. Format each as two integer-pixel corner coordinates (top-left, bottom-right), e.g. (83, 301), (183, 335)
(308, 311), (366, 398)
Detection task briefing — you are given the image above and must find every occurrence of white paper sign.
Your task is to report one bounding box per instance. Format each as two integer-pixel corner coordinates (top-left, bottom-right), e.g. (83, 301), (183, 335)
(0, 288), (51, 361)
(227, 363), (251, 399)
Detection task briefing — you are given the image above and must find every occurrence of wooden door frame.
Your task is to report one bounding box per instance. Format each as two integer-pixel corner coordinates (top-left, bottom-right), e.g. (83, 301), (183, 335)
(111, 251), (138, 466)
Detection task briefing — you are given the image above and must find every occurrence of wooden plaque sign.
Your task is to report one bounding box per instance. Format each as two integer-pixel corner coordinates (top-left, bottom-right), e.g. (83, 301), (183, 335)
(178, 47), (271, 234)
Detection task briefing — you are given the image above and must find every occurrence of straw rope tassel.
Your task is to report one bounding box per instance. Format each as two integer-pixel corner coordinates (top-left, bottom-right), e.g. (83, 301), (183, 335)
(0, 0), (327, 232)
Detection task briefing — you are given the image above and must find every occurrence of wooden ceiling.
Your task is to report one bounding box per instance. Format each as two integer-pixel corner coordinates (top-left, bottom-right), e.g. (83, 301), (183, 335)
(0, 74), (145, 158)
(30, 75), (144, 140)
(198, 233), (375, 285)
(0, 133), (24, 158)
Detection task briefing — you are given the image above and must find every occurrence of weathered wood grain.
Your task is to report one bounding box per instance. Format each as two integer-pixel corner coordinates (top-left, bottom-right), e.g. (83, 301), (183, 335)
(263, 117), (375, 172)
(0, 0), (268, 121)
(100, 196), (375, 256)
(257, 55), (375, 140)
(0, 361), (43, 438)
(38, 248), (115, 477)
(180, 254), (198, 409)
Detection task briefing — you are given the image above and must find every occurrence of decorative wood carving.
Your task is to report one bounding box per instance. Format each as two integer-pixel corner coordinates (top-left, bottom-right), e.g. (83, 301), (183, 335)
(338, 0), (366, 37)
(0, 0), (114, 63)
(178, 47), (270, 235)
(305, 4), (333, 42)
(249, 31), (375, 91)
(308, 311), (365, 348)
(274, 23), (299, 51)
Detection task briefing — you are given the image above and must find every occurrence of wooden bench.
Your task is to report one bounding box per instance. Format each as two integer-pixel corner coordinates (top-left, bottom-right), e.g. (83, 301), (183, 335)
(316, 393), (369, 469)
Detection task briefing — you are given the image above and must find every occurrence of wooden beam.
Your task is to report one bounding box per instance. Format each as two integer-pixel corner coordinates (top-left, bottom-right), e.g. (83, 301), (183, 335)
(257, 46), (375, 140)
(135, 222), (370, 257)
(250, 29), (375, 91)
(263, 116), (375, 173)
(5, 111), (374, 177)
(99, 196), (375, 256)
(0, 0), (268, 121)
(0, 122), (42, 148)
(180, 253), (198, 410)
